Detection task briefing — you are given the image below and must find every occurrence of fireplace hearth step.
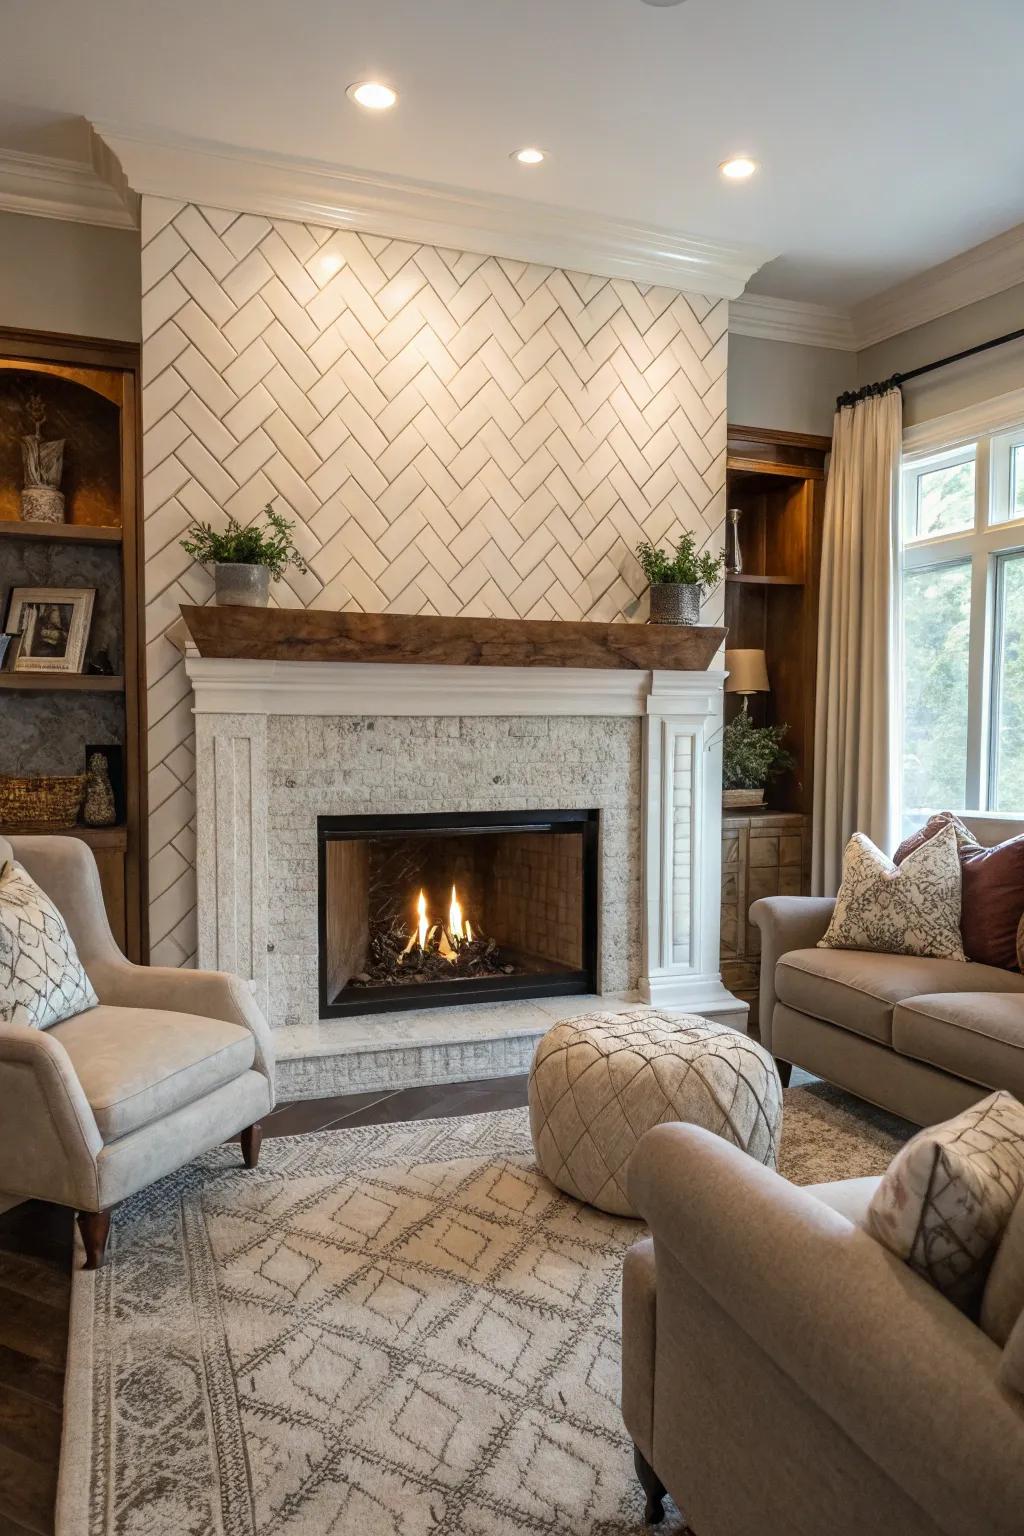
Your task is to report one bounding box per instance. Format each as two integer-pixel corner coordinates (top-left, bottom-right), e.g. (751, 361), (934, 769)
(273, 993), (647, 1100)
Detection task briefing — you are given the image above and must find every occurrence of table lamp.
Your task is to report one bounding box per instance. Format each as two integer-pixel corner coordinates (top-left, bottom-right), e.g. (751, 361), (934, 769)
(725, 648), (769, 712)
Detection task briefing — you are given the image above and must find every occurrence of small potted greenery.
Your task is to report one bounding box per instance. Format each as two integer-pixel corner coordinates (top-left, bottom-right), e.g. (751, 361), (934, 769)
(722, 712), (795, 808)
(180, 504), (307, 606)
(635, 533), (725, 625)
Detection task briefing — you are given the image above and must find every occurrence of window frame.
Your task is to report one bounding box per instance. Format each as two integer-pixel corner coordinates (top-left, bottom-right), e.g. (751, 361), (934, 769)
(900, 410), (1024, 816)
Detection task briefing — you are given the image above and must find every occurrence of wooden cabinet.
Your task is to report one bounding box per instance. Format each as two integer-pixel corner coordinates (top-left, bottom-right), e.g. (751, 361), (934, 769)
(720, 425), (828, 1025)
(721, 811), (811, 1029)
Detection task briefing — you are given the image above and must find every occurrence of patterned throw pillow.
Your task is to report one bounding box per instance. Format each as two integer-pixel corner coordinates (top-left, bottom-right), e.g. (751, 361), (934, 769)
(894, 811), (1024, 972)
(867, 1091), (1024, 1311)
(818, 824), (965, 961)
(0, 859), (98, 1029)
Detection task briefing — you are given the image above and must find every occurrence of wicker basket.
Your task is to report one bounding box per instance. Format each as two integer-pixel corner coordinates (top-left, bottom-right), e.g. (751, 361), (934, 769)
(0, 774), (86, 831)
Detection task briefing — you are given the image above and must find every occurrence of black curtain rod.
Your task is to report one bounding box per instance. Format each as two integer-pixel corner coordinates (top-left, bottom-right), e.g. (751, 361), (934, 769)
(836, 323), (1024, 410)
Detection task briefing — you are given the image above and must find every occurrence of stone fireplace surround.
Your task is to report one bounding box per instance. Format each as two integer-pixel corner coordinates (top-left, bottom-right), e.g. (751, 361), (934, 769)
(186, 619), (744, 1096)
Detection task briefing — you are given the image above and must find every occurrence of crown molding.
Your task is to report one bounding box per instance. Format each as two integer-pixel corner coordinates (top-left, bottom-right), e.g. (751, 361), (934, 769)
(853, 222), (1024, 351)
(0, 137), (137, 229)
(91, 119), (772, 298)
(728, 292), (858, 351)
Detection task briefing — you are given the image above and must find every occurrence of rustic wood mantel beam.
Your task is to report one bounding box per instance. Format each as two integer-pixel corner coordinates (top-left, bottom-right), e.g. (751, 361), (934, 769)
(181, 606), (726, 672)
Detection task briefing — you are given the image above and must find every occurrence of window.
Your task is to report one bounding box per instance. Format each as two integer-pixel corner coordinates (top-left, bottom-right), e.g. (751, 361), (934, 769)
(900, 416), (1024, 827)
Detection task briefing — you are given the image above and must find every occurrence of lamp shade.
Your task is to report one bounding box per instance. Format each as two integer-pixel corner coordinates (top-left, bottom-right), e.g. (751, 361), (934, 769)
(725, 648), (769, 694)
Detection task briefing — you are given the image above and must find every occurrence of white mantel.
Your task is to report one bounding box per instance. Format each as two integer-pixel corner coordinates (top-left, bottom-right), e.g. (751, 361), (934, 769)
(186, 649), (746, 1064)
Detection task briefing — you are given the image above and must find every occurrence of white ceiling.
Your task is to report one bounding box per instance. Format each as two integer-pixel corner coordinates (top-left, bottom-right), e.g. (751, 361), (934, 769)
(1, 0), (1022, 306)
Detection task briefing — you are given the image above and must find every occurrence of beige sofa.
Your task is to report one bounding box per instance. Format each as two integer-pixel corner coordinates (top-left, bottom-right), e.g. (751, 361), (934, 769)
(0, 835), (275, 1265)
(622, 1122), (1024, 1536)
(750, 893), (1024, 1125)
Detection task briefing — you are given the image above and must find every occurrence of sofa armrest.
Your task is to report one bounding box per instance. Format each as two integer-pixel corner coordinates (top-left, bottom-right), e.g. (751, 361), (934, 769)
(629, 1123), (1024, 1536)
(748, 895), (835, 1053)
(88, 961), (276, 1098)
(0, 1025), (103, 1208)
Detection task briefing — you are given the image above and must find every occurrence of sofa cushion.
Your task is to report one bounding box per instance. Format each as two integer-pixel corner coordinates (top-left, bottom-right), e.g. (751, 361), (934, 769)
(775, 948), (1024, 1046)
(981, 1191), (1024, 1345)
(895, 812), (1024, 971)
(893, 993), (1024, 1101)
(49, 1005), (255, 1141)
(0, 858), (98, 1030)
(1001, 1308), (1024, 1397)
(803, 1175), (881, 1227)
(866, 1090), (1024, 1311)
(819, 826), (965, 961)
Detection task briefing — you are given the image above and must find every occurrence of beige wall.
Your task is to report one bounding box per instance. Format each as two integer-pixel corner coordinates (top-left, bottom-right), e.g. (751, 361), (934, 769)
(0, 210), (140, 341)
(857, 282), (1024, 429)
(727, 334), (854, 438)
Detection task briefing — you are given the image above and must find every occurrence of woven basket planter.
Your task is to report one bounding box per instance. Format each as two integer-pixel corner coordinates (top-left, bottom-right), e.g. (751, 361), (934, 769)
(722, 787), (765, 809)
(0, 774), (86, 831)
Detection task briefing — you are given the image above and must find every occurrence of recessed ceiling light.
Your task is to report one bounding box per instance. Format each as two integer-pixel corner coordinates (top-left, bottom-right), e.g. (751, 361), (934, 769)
(640, 0), (688, 6)
(720, 156), (757, 180)
(347, 81), (397, 111)
(512, 147), (545, 165)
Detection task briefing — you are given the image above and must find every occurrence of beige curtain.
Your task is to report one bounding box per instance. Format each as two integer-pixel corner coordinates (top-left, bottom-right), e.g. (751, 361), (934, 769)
(812, 387), (903, 894)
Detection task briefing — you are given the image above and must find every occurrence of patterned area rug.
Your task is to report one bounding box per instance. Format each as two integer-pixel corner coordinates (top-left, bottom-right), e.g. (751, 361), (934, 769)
(59, 1086), (912, 1536)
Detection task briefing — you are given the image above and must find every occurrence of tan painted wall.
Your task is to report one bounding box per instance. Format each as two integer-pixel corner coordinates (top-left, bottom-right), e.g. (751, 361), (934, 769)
(727, 333), (854, 437)
(857, 282), (1024, 428)
(0, 210), (140, 341)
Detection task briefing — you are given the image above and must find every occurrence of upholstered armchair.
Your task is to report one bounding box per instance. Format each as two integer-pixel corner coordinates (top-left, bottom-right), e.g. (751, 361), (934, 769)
(0, 834), (275, 1267)
(622, 1122), (1024, 1536)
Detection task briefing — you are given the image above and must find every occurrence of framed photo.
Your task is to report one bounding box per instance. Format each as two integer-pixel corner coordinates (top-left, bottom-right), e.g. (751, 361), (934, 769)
(5, 587), (95, 674)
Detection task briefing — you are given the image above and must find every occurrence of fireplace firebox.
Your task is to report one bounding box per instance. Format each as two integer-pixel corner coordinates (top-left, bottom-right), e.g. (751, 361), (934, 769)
(317, 809), (599, 1016)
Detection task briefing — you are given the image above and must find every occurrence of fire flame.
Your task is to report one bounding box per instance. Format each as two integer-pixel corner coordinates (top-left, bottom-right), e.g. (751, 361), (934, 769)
(449, 884), (464, 942)
(406, 884), (473, 962)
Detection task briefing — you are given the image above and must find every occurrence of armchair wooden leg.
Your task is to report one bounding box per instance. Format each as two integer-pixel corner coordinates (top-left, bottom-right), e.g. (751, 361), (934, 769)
(78, 1209), (111, 1270)
(775, 1058), (794, 1087)
(240, 1121), (263, 1169)
(633, 1445), (666, 1526)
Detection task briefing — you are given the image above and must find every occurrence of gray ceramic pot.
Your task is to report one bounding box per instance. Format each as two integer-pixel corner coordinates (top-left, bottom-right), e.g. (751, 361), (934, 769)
(648, 582), (701, 625)
(214, 563), (271, 607)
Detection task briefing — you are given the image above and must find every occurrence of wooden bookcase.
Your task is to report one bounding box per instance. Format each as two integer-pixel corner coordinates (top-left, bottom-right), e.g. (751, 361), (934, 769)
(724, 424), (830, 813)
(721, 424), (829, 1024)
(0, 327), (146, 960)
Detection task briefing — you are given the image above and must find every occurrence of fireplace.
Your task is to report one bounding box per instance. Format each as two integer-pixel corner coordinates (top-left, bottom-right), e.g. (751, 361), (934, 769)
(318, 809), (599, 1016)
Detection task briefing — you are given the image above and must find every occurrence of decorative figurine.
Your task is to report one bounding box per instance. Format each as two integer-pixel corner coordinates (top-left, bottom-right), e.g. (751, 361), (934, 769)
(21, 394), (66, 524)
(82, 751), (117, 827)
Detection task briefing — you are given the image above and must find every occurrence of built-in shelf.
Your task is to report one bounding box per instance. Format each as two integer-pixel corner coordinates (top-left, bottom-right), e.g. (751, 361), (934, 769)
(0, 519), (122, 545)
(0, 673), (125, 693)
(725, 574), (805, 587)
(0, 823), (128, 850)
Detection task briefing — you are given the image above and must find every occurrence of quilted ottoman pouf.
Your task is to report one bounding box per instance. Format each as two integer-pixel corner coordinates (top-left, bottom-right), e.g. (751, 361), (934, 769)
(528, 1009), (782, 1216)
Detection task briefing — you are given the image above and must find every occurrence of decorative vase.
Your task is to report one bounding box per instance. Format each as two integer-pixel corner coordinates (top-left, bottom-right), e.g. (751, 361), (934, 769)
(648, 582), (702, 626)
(725, 506), (743, 575)
(214, 563), (271, 606)
(82, 751), (117, 827)
(20, 393), (66, 524)
(722, 787), (766, 809)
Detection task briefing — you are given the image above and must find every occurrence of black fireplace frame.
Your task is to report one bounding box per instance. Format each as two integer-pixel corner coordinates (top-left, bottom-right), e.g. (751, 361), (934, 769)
(317, 808), (599, 1018)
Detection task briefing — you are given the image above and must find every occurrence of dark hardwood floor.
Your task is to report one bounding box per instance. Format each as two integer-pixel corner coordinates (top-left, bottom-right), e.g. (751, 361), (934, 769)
(0, 1073), (529, 1536)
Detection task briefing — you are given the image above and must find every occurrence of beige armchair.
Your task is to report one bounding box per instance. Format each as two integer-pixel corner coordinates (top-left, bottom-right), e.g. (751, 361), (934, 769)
(0, 834), (275, 1267)
(622, 1122), (1024, 1536)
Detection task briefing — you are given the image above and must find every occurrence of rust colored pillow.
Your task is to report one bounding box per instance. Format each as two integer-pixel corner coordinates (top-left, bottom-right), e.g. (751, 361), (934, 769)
(895, 813), (1024, 972)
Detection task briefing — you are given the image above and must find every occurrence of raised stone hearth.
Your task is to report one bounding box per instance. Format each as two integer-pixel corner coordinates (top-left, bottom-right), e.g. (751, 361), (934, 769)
(185, 611), (745, 1094)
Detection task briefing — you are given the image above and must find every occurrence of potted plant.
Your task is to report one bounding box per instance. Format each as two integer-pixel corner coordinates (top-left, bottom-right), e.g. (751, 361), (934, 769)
(180, 504), (307, 606)
(635, 533), (725, 625)
(722, 712), (795, 808)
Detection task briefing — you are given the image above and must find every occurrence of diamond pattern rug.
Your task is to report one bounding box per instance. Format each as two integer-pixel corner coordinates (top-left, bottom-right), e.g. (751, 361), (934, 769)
(59, 1089), (911, 1536)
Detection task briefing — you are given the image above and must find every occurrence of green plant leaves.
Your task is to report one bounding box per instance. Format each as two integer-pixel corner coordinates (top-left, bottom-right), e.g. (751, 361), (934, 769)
(180, 504), (307, 580)
(722, 711), (795, 790)
(635, 532), (725, 588)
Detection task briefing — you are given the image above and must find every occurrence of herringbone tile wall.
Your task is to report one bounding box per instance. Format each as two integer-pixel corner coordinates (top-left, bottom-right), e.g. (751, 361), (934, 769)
(141, 196), (728, 966)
